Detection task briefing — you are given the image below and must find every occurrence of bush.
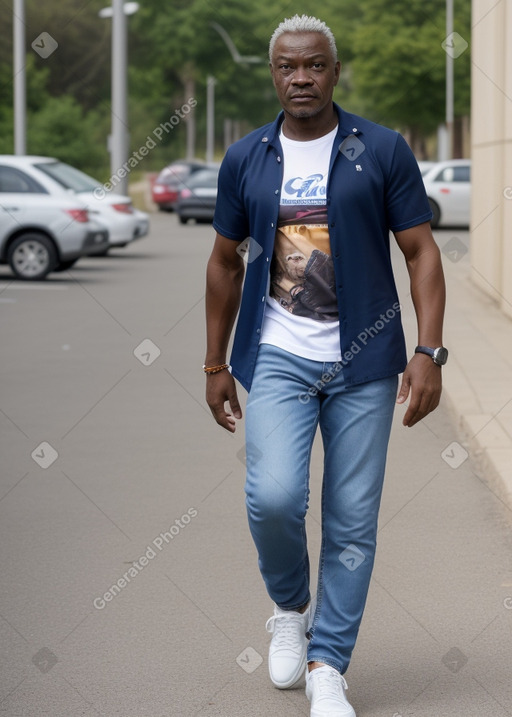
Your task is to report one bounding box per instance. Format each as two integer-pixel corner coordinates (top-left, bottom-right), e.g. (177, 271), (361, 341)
(27, 95), (108, 175)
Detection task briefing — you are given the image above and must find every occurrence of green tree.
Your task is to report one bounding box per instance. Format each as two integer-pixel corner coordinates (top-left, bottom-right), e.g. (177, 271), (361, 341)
(0, 54), (51, 154)
(129, 0), (280, 150)
(0, 0), (471, 167)
(28, 95), (106, 173)
(0, 0), (111, 110)
(349, 0), (470, 147)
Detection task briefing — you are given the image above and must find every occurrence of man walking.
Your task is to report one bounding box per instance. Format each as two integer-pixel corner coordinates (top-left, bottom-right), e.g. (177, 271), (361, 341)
(204, 15), (446, 716)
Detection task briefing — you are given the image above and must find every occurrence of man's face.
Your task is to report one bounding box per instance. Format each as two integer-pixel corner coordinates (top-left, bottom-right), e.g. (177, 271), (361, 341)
(270, 32), (341, 119)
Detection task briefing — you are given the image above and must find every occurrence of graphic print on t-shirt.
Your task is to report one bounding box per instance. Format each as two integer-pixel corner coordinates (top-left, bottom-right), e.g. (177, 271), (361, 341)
(270, 173), (338, 322)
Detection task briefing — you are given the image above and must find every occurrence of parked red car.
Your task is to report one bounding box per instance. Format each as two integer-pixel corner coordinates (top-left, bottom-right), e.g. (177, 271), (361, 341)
(151, 160), (206, 211)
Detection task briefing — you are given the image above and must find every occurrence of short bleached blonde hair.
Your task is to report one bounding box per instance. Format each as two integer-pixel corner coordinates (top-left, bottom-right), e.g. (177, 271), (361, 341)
(269, 14), (338, 63)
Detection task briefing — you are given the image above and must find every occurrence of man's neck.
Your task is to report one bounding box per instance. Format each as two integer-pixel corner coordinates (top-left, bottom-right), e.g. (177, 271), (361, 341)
(280, 106), (338, 142)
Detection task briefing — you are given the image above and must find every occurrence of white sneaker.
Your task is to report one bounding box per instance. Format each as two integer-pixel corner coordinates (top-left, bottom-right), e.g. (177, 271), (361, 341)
(265, 604), (310, 689)
(306, 665), (356, 717)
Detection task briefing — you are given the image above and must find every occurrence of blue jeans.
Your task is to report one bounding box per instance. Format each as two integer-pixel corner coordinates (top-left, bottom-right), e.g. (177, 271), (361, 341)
(245, 344), (398, 675)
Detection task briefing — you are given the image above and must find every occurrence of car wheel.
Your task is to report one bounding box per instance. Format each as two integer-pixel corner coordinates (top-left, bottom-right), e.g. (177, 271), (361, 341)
(428, 199), (441, 228)
(178, 215), (188, 225)
(54, 258), (79, 272)
(7, 233), (57, 280)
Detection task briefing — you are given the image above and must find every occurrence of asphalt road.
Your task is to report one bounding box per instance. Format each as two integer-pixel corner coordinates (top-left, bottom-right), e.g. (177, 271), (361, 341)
(1, 214), (511, 716)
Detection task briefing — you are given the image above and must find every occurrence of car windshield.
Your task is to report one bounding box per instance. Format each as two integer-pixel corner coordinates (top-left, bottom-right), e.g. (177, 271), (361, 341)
(34, 161), (101, 193)
(187, 170), (218, 188)
(158, 164), (192, 180)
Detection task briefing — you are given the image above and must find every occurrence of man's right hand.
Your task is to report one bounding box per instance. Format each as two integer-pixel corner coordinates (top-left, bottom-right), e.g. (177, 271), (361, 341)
(206, 371), (242, 433)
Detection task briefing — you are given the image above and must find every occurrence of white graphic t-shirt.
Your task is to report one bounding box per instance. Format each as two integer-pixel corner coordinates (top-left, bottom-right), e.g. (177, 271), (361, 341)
(260, 125), (342, 361)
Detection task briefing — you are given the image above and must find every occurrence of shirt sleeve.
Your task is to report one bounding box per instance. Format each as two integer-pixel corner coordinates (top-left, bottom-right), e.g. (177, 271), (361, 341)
(385, 133), (433, 232)
(212, 149), (250, 241)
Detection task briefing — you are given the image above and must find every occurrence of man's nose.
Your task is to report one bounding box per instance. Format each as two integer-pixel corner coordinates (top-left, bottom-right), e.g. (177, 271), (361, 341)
(291, 67), (313, 84)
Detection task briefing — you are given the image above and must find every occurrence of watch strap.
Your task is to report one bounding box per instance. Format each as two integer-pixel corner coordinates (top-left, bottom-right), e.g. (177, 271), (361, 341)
(415, 345), (448, 365)
(415, 345), (435, 358)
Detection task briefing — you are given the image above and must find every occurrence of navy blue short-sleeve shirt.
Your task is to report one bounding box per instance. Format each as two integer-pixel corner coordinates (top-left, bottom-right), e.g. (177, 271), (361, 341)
(213, 103), (432, 392)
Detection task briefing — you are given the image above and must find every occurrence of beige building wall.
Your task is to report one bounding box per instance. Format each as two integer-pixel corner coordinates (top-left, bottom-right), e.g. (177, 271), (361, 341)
(471, 0), (512, 319)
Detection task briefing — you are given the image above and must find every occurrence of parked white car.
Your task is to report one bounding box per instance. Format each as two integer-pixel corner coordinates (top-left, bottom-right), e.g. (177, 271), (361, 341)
(0, 156), (149, 251)
(417, 160), (437, 176)
(421, 159), (471, 228)
(0, 161), (109, 279)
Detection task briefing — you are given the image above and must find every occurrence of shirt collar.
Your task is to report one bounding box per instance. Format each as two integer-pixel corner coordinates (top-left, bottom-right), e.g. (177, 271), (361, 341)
(262, 103), (361, 148)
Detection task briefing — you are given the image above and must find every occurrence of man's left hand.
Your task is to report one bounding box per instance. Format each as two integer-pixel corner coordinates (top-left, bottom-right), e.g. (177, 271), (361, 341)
(396, 353), (442, 427)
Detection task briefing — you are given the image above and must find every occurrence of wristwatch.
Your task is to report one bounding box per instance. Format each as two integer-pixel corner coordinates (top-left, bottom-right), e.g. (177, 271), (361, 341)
(415, 345), (449, 366)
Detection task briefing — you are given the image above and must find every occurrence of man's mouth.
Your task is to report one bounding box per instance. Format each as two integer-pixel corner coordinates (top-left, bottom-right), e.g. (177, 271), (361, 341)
(290, 94), (316, 101)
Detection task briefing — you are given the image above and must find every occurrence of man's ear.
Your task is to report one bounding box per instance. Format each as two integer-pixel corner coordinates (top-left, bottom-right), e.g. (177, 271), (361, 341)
(269, 62), (276, 85)
(334, 61), (341, 86)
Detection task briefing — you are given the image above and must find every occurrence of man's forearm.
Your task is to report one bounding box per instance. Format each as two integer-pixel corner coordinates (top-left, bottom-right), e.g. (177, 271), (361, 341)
(407, 244), (446, 346)
(396, 228), (446, 426)
(205, 257), (244, 366)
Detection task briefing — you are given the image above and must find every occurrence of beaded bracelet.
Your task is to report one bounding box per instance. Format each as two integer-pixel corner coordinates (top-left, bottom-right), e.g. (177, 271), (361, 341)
(203, 363), (229, 375)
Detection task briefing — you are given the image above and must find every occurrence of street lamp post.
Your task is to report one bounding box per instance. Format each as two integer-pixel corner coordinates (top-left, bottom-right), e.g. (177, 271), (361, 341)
(99, 2), (139, 195)
(111, 0), (128, 194)
(206, 75), (216, 164)
(206, 24), (263, 160)
(13, 0), (26, 155)
(446, 0), (454, 160)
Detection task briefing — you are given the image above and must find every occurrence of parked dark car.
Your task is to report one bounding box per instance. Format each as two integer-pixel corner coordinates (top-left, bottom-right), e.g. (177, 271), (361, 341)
(176, 167), (219, 224)
(151, 160), (206, 211)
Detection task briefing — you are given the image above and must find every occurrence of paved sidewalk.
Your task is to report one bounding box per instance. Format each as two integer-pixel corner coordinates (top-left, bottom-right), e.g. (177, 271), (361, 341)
(1, 216), (511, 716)
(439, 235), (512, 511)
(392, 227), (512, 512)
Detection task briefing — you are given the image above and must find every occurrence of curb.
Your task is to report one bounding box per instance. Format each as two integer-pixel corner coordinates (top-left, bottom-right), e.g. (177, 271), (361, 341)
(441, 271), (512, 513)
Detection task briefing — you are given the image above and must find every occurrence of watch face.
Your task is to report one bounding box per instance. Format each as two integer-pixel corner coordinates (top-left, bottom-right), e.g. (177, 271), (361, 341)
(434, 347), (448, 365)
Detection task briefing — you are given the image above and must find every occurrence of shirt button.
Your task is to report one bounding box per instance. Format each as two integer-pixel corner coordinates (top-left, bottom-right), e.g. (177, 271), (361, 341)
(277, 156), (281, 163)
(275, 190), (279, 194)
(352, 127), (357, 132)
(330, 222), (335, 227)
(262, 137), (268, 143)
(271, 222), (274, 228)
(261, 296), (265, 301)
(256, 328), (261, 334)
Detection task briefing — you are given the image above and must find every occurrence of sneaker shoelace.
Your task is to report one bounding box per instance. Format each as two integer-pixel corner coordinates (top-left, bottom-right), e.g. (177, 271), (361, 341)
(311, 667), (349, 700)
(265, 612), (306, 650)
